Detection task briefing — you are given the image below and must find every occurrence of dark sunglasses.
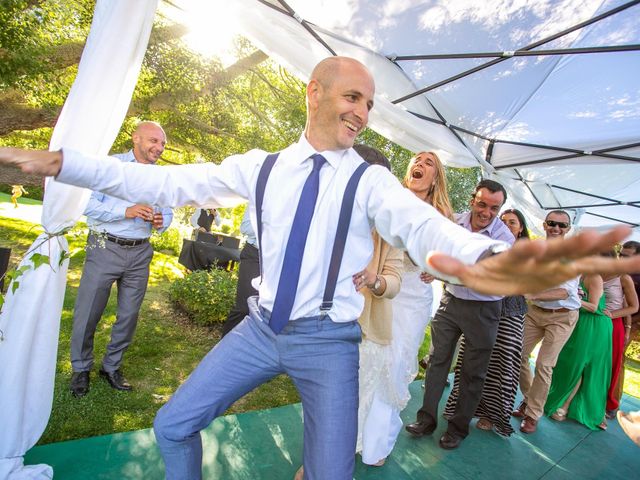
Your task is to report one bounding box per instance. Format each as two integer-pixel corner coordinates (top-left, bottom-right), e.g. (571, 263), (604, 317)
(545, 220), (569, 229)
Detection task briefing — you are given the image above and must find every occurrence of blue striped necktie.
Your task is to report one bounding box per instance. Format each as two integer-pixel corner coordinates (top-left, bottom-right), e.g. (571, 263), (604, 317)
(269, 153), (326, 333)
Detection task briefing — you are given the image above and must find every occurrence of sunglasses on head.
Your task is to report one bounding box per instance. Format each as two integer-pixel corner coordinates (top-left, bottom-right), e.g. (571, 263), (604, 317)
(545, 220), (569, 229)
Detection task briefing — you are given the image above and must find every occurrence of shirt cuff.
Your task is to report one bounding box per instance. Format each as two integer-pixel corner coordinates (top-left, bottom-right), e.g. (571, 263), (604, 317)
(116, 204), (128, 220)
(424, 239), (510, 286)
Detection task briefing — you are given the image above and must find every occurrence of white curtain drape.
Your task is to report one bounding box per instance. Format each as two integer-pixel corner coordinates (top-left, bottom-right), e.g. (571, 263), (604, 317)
(0, 1), (158, 478)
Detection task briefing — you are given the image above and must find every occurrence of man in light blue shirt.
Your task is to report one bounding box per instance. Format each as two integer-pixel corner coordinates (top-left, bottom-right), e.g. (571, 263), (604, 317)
(407, 179), (515, 449)
(69, 121), (173, 397)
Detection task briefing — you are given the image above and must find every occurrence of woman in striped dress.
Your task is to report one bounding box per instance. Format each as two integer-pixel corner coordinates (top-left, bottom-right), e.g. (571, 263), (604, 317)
(444, 208), (529, 436)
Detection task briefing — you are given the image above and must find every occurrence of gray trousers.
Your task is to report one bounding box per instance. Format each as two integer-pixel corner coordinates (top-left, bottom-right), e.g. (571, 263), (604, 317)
(71, 233), (153, 373)
(418, 290), (501, 438)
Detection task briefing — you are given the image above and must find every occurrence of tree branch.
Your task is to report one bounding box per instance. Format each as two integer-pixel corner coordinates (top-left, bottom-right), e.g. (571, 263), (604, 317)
(0, 49), (269, 137)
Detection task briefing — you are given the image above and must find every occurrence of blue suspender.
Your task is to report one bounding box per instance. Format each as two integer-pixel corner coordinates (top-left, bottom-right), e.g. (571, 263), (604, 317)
(321, 161), (369, 312)
(255, 152), (279, 280)
(254, 153), (369, 315)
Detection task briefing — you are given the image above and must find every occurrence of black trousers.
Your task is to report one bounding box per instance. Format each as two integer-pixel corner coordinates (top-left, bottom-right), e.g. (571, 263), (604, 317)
(418, 290), (501, 438)
(221, 243), (259, 337)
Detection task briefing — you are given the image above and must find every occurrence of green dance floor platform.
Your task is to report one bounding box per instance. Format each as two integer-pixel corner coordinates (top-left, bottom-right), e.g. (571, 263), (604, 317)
(26, 381), (640, 479)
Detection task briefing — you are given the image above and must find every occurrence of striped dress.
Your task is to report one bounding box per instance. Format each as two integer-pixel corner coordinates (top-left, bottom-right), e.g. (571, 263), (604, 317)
(444, 295), (526, 436)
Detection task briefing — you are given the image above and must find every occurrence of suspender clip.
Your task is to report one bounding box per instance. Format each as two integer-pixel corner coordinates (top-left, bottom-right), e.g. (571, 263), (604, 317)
(320, 301), (333, 313)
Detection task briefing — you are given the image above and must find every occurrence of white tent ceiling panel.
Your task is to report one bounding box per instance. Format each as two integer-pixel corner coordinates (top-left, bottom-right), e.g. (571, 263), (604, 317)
(191, 0), (640, 238)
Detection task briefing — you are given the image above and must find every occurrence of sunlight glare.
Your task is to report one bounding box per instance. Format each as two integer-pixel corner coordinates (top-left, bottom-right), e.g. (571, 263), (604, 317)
(181, 3), (240, 66)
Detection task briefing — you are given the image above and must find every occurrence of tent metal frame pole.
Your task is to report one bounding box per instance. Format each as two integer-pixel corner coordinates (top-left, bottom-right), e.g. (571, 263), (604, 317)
(409, 111), (492, 141)
(409, 110), (640, 166)
(515, 169), (545, 209)
(496, 152), (640, 169)
(422, 100), (479, 157)
(392, 44), (640, 61)
(554, 202), (622, 208)
(256, 0), (288, 14)
(391, 0), (640, 104)
(486, 140), (495, 164)
(257, 0), (338, 56)
(583, 211), (639, 228)
(492, 138), (640, 157)
(549, 184), (640, 209)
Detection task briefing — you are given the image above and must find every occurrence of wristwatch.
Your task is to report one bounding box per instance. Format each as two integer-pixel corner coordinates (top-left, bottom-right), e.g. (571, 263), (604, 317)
(373, 275), (382, 291)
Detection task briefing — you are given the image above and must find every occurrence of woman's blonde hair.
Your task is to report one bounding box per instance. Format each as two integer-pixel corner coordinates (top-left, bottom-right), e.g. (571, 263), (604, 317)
(403, 151), (453, 220)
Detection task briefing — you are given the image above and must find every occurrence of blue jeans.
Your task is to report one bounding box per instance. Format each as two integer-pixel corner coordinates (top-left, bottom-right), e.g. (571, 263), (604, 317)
(154, 297), (361, 480)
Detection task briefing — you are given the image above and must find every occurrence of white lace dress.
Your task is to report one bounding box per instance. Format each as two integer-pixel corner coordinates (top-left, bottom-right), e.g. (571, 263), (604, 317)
(357, 254), (433, 464)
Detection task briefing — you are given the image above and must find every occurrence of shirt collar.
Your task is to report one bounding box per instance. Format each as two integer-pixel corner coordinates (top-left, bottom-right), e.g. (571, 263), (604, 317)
(124, 150), (136, 163)
(295, 133), (347, 170)
(457, 211), (501, 236)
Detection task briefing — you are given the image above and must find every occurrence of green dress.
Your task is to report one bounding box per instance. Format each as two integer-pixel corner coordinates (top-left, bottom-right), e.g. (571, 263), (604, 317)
(544, 281), (612, 430)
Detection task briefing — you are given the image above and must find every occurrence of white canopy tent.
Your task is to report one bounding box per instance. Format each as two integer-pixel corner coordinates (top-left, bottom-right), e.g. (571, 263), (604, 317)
(1, 0), (638, 478)
(171, 0), (640, 236)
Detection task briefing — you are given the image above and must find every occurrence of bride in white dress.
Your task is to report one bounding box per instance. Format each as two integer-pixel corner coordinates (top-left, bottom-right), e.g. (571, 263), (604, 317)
(357, 151), (454, 466)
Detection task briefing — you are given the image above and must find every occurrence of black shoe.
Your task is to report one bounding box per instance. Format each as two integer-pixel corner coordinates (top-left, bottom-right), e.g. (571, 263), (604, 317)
(99, 368), (132, 391)
(70, 371), (90, 398)
(439, 432), (462, 450)
(405, 420), (436, 437)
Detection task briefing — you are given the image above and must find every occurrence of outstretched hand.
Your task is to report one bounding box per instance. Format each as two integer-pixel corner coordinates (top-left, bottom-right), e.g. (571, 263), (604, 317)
(0, 147), (62, 176)
(427, 226), (640, 296)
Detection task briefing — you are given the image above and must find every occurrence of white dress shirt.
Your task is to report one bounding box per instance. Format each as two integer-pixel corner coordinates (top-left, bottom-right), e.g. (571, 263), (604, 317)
(534, 276), (581, 311)
(58, 135), (503, 322)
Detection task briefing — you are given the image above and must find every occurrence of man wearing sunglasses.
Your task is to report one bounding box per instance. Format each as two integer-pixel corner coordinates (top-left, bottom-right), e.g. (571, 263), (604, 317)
(514, 210), (580, 434)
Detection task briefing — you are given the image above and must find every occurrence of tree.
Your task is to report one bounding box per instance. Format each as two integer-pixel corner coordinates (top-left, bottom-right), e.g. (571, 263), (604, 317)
(0, 0), (479, 211)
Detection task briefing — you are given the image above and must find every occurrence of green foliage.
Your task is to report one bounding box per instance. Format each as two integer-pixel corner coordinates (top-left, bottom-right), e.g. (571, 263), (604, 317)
(212, 203), (247, 237)
(149, 222), (190, 257)
(446, 166), (481, 214)
(0, 183), (44, 200)
(169, 269), (237, 326)
(0, 0), (94, 101)
(354, 130), (480, 214)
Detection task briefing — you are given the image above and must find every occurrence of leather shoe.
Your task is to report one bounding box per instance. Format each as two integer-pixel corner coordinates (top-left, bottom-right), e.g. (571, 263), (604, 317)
(520, 415), (537, 434)
(70, 371), (90, 398)
(439, 432), (462, 450)
(405, 420), (436, 437)
(512, 400), (527, 418)
(99, 368), (132, 391)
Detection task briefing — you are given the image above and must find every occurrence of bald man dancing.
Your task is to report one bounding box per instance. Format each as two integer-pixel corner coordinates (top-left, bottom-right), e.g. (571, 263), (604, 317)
(1, 58), (638, 480)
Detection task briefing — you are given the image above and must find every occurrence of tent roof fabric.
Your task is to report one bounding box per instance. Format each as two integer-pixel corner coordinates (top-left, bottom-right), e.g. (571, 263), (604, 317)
(180, 0), (640, 238)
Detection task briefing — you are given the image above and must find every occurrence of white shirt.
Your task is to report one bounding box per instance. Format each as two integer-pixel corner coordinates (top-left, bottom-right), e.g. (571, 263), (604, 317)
(58, 135), (502, 322)
(534, 276), (581, 311)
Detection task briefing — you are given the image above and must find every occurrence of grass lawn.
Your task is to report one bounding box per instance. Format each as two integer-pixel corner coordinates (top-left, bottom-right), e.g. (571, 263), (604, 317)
(1, 212), (638, 446)
(0, 191), (43, 206)
(0, 215), (298, 445)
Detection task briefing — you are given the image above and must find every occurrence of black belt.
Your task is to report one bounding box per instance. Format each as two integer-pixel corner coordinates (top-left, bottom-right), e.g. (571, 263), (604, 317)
(105, 233), (149, 247)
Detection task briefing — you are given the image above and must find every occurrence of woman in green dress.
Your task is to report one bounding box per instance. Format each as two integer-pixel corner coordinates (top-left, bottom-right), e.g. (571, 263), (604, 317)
(545, 273), (612, 430)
